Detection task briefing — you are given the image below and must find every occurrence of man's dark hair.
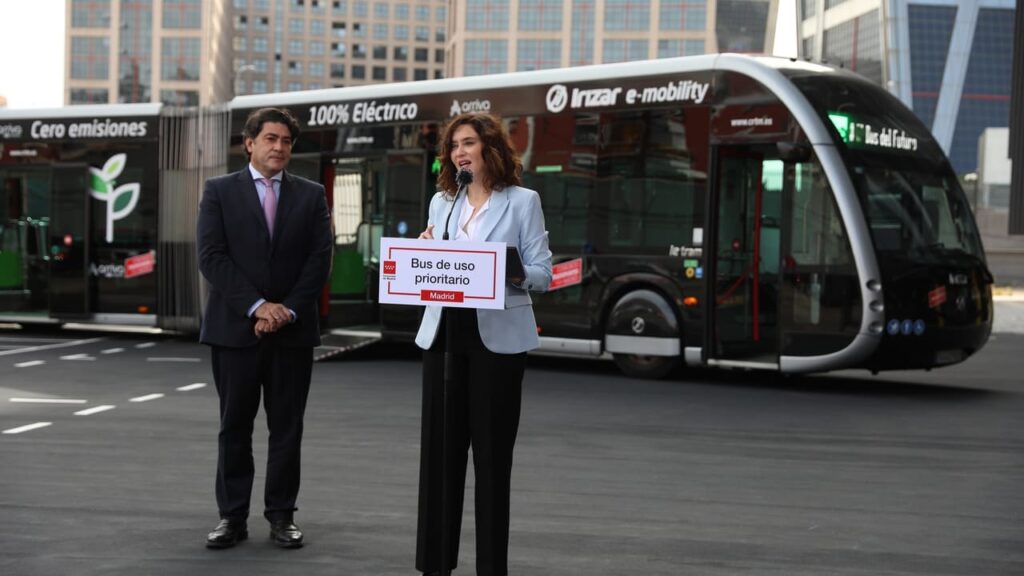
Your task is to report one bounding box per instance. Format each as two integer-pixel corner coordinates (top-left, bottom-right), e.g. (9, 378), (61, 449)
(242, 107), (301, 142)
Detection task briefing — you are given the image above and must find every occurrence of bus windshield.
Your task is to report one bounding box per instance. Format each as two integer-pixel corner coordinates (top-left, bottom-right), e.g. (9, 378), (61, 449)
(786, 72), (985, 264)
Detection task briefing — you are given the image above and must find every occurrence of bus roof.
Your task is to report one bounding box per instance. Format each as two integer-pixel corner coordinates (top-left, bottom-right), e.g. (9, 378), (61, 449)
(228, 54), (840, 112)
(0, 102), (162, 120)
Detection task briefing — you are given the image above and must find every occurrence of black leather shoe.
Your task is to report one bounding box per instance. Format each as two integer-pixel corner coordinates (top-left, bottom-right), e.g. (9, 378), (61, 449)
(206, 519), (248, 549)
(269, 521), (304, 548)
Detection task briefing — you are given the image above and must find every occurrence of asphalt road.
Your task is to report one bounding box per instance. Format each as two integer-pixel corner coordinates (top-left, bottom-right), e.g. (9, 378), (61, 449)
(1, 330), (1022, 576)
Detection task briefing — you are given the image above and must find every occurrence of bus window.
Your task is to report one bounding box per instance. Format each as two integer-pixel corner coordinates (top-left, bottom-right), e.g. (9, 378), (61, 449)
(780, 159), (861, 355)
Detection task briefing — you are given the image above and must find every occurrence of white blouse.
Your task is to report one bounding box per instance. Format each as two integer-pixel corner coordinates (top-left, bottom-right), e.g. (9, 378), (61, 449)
(454, 194), (491, 241)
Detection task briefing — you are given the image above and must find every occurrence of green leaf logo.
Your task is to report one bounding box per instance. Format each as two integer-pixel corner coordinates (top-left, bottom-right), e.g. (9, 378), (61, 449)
(89, 153), (141, 243)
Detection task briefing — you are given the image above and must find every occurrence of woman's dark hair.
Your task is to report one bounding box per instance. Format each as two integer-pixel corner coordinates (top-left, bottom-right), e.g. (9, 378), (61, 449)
(437, 112), (521, 196)
(242, 107), (301, 145)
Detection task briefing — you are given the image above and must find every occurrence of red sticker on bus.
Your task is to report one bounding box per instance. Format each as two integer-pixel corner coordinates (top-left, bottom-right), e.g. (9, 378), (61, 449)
(549, 258), (583, 291)
(421, 290), (464, 303)
(124, 251), (155, 279)
(928, 286), (947, 308)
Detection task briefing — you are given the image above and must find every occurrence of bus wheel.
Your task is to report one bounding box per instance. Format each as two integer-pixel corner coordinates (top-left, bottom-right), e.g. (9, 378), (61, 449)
(613, 352), (679, 379)
(605, 289), (681, 379)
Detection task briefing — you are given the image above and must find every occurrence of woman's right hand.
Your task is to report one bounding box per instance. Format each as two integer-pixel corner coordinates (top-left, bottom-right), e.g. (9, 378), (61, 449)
(418, 224), (434, 240)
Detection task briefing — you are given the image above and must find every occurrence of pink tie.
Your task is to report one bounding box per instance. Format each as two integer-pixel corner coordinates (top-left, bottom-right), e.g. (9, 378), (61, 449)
(261, 178), (277, 237)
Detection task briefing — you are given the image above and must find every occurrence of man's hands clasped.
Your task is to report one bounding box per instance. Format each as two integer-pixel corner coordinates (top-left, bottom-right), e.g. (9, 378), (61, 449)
(254, 301), (292, 337)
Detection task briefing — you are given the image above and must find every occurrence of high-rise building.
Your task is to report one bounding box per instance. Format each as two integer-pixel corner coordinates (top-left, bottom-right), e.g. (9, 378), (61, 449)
(64, 0), (234, 106)
(446, 0), (779, 77)
(797, 0), (1016, 175)
(230, 0), (448, 94)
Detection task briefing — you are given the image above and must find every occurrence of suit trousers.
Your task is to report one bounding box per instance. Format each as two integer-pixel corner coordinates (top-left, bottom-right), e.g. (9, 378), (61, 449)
(416, 307), (526, 576)
(211, 338), (313, 522)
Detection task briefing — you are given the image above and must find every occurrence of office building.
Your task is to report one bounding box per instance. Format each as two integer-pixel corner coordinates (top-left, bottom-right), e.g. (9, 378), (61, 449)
(798, 0), (1016, 174)
(64, 0), (233, 106)
(445, 0), (779, 77)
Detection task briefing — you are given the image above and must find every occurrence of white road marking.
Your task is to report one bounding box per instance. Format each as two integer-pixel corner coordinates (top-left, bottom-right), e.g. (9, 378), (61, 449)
(74, 405), (116, 416)
(129, 393), (164, 403)
(177, 383), (207, 391)
(0, 337), (67, 343)
(14, 360), (45, 368)
(60, 353), (96, 361)
(10, 397), (88, 404)
(0, 337), (104, 357)
(135, 342), (156, 349)
(146, 357), (200, 362)
(3, 422), (53, 434)
(101, 348), (125, 354)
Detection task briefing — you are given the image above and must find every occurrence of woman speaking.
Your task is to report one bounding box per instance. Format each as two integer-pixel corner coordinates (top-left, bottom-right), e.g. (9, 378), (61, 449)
(415, 112), (552, 576)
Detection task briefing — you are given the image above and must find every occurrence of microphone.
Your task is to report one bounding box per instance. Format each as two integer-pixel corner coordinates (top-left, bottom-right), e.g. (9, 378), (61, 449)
(442, 169), (474, 240)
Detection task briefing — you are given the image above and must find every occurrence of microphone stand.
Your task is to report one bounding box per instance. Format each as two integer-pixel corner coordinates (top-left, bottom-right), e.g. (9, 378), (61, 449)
(439, 169), (471, 576)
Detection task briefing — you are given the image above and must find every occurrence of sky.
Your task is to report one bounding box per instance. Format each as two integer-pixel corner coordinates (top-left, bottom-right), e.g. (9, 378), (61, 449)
(0, 0), (797, 110)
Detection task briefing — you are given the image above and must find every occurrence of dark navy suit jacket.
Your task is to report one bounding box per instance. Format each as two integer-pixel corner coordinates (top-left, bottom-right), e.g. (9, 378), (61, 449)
(197, 169), (332, 348)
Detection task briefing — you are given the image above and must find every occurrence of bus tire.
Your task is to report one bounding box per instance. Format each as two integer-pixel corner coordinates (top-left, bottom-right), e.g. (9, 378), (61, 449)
(605, 289), (682, 379)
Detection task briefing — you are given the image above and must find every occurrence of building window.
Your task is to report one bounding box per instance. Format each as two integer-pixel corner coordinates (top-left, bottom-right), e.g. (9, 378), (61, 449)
(254, 16), (270, 32)
(70, 37), (110, 79)
(331, 63), (346, 78)
(415, 26), (429, 42)
(289, 39), (306, 54)
(353, 1), (368, 17)
(373, 45), (387, 59)
(908, 5), (957, 129)
(252, 80), (268, 93)
(310, 40), (325, 55)
(395, 3), (409, 19)
(353, 43), (367, 58)
(435, 6), (446, 22)
(393, 67), (407, 81)
(333, 0), (347, 15)
(289, 60), (303, 75)
(353, 22), (366, 37)
(161, 38), (201, 80)
(517, 39), (561, 71)
(290, 18), (305, 34)
(602, 39), (647, 63)
(519, 0), (562, 31)
(291, 0), (305, 12)
(70, 88), (110, 104)
(372, 66), (386, 80)
(464, 39), (507, 75)
(414, 47), (428, 62)
(163, 0), (202, 29)
(160, 89), (199, 106)
(332, 21), (347, 37)
(235, 14), (248, 30)
(414, 68), (427, 81)
(373, 23), (388, 39)
(311, 20), (326, 35)
(352, 64), (366, 79)
(394, 46), (409, 60)
(435, 27), (446, 42)
(716, 0), (768, 52)
(571, 0), (595, 66)
(466, 0), (509, 31)
(415, 5), (430, 21)
(254, 0), (270, 8)
(71, 0), (111, 28)
(435, 70), (443, 79)
(395, 25), (409, 40)
(657, 38), (704, 57)
(332, 42), (347, 57)
(234, 36), (247, 51)
(253, 37), (269, 52)
(659, 0), (706, 31)
(435, 49), (444, 63)
(374, 2), (388, 18)
(288, 82), (303, 91)
(605, 0), (649, 31)
(309, 61), (325, 77)
(253, 59), (268, 73)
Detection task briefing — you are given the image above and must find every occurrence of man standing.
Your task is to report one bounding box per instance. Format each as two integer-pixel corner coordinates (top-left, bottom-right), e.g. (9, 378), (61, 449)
(197, 107), (332, 549)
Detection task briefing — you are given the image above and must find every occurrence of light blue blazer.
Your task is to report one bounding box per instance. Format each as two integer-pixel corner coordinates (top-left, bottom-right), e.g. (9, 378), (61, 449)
(415, 185), (552, 354)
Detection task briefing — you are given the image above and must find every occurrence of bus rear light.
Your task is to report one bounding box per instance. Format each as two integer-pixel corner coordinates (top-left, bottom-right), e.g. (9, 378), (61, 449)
(683, 297), (699, 307)
(137, 305), (150, 314)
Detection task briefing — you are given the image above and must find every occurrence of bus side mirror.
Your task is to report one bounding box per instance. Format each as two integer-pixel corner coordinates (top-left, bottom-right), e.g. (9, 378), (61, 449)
(777, 142), (812, 163)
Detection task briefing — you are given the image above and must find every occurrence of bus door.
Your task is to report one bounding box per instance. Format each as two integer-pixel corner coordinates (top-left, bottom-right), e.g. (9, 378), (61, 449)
(0, 166), (63, 319)
(708, 147), (783, 366)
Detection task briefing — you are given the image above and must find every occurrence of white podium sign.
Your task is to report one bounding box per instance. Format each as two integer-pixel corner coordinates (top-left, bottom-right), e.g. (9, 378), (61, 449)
(378, 237), (506, 309)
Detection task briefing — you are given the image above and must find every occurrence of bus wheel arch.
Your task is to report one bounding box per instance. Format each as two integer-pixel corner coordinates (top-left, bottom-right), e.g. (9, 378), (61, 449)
(604, 287), (682, 379)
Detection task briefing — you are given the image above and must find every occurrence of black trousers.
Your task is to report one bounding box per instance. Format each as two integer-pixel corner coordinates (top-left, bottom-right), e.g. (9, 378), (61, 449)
(211, 339), (313, 522)
(416, 308), (526, 576)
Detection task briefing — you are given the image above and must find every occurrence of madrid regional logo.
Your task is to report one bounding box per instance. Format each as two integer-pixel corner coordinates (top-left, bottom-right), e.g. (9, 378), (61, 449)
(89, 153), (141, 243)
